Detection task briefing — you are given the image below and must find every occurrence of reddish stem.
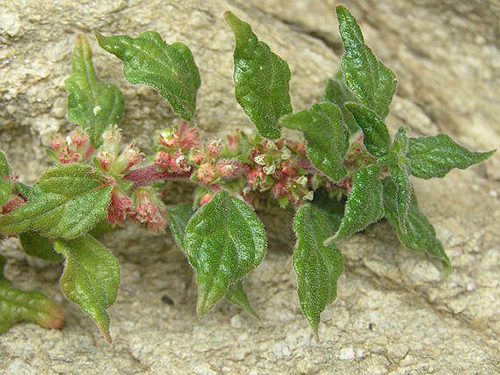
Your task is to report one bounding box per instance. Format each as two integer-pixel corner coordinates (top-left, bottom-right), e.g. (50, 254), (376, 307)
(124, 164), (192, 189)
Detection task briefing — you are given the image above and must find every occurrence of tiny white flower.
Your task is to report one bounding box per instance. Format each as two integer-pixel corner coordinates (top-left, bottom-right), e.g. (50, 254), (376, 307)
(303, 191), (314, 201)
(263, 165), (276, 175)
(297, 175), (308, 187)
(254, 154), (266, 165)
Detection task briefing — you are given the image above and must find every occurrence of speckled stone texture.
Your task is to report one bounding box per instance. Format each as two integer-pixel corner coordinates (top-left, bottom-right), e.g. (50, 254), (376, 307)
(1, 0), (499, 374)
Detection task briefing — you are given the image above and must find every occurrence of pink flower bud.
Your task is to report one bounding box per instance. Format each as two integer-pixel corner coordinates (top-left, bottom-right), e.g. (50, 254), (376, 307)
(112, 143), (143, 175)
(199, 193), (212, 206)
(50, 134), (65, 151)
(216, 160), (240, 178)
(189, 148), (205, 165)
(181, 128), (201, 149)
(280, 160), (297, 177)
(271, 181), (288, 199)
(172, 152), (191, 173)
(159, 128), (179, 148)
(101, 125), (122, 154)
(58, 147), (81, 164)
(207, 140), (221, 158)
(226, 133), (239, 153)
(246, 165), (265, 185)
(155, 151), (172, 171)
(132, 189), (166, 233)
(197, 163), (216, 184)
(96, 151), (114, 172)
(107, 188), (135, 226)
(71, 129), (89, 149)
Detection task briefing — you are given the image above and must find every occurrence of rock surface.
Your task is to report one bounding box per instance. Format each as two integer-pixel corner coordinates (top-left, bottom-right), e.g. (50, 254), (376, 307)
(0, 0), (499, 374)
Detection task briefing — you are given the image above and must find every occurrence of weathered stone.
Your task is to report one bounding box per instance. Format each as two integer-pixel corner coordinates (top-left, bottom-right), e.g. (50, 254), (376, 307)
(1, 0), (499, 374)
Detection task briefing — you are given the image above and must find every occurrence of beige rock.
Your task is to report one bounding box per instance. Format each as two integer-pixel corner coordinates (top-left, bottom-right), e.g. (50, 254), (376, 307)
(0, 0), (499, 374)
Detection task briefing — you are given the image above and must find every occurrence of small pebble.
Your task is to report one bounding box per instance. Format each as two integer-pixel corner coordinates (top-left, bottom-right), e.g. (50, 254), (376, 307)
(339, 347), (355, 360)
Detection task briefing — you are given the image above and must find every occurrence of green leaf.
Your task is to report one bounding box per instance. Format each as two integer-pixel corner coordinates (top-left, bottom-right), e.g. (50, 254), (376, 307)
(321, 78), (360, 133)
(345, 102), (390, 158)
(337, 6), (397, 119)
(185, 191), (267, 317)
(225, 280), (259, 319)
(19, 231), (62, 261)
(54, 235), (120, 343)
(66, 34), (124, 146)
(13, 182), (32, 200)
(327, 165), (384, 243)
(165, 203), (194, 252)
(0, 150), (12, 207)
(407, 134), (495, 179)
(0, 255), (64, 333)
(280, 103), (349, 182)
(225, 11), (292, 140)
(88, 220), (114, 238)
(166, 202), (258, 316)
(382, 178), (451, 272)
(393, 127), (410, 157)
(95, 30), (201, 120)
(387, 127), (413, 230)
(293, 202), (344, 336)
(389, 164), (413, 232)
(0, 164), (113, 240)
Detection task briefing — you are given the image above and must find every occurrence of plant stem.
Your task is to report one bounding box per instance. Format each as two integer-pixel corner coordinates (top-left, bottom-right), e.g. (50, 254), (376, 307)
(124, 164), (191, 189)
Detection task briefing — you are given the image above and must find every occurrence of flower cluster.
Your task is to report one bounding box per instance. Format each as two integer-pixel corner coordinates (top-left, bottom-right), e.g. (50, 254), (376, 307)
(151, 123), (344, 209)
(95, 126), (143, 177)
(242, 138), (321, 208)
(49, 129), (94, 164)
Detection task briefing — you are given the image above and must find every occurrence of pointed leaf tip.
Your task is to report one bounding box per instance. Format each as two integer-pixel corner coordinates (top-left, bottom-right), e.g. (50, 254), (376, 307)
(407, 134), (496, 179)
(293, 202), (344, 336)
(54, 235), (120, 343)
(185, 191), (266, 318)
(329, 165), (384, 243)
(0, 164), (113, 239)
(337, 5), (397, 119)
(280, 103), (349, 182)
(226, 12), (292, 139)
(95, 30), (200, 120)
(66, 33), (124, 146)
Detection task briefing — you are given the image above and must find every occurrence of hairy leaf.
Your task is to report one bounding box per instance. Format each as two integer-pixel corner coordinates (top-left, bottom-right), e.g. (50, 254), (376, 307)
(19, 231), (61, 261)
(327, 165), (384, 243)
(95, 31), (200, 120)
(66, 34), (124, 146)
(0, 150), (12, 207)
(54, 235), (120, 343)
(166, 203), (258, 316)
(280, 103), (349, 182)
(337, 6), (397, 119)
(185, 191), (266, 317)
(225, 11), (292, 140)
(0, 164), (112, 240)
(389, 164), (413, 232)
(321, 77), (359, 133)
(165, 203), (194, 252)
(384, 127), (414, 230)
(407, 134), (495, 179)
(382, 178), (451, 272)
(346, 102), (390, 158)
(393, 127), (410, 157)
(225, 280), (259, 319)
(13, 182), (32, 200)
(293, 203), (344, 336)
(0, 255), (64, 333)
